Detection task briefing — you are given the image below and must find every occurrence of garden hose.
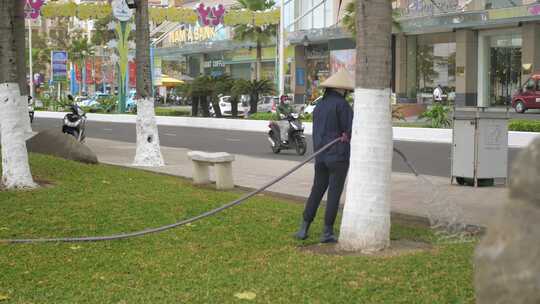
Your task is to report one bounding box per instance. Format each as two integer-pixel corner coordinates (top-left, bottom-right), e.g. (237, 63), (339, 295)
(1, 138), (419, 244)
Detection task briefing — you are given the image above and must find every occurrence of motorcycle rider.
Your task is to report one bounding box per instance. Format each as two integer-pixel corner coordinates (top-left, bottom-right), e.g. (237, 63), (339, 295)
(294, 70), (354, 243)
(276, 95), (293, 144)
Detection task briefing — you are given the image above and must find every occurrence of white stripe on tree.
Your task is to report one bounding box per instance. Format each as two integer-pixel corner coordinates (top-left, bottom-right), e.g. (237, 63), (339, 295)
(133, 97), (164, 167)
(338, 88), (393, 252)
(0, 83), (37, 189)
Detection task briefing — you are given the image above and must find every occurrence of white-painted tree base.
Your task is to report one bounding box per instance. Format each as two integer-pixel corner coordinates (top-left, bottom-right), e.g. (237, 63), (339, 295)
(338, 87), (393, 252)
(0, 83), (37, 189)
(133, 98), (164, 167)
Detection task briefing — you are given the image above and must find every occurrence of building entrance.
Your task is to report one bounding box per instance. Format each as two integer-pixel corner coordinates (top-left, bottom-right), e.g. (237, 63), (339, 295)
(489, 44), (522, 106)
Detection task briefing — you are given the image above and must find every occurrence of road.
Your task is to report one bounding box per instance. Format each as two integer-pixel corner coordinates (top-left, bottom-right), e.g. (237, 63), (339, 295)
(32, 117), (522, 177)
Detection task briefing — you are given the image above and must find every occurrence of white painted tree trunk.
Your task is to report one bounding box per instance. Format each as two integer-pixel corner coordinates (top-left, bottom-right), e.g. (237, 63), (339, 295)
(0, 83), (37, 189)
(338, 88), (393, 252)
(133, 98), (164, 166)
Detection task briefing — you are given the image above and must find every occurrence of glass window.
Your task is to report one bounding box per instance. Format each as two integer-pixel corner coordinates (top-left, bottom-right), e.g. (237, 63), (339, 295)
(487, 33), (522, 106)
(312, 1), (325, 29)
(524, 79), (536, 91)
(416, 42), (456, 101)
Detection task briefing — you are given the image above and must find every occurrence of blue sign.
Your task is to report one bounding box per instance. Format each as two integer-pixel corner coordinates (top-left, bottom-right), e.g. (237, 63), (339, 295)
(51, 51), (68, 82)
(296, 68), (305, 86)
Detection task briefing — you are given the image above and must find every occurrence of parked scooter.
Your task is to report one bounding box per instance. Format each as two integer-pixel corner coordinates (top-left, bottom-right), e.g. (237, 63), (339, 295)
(62, 104), (87, 142)
(28, 96), (34, 123)
(268, 112), (307, 155)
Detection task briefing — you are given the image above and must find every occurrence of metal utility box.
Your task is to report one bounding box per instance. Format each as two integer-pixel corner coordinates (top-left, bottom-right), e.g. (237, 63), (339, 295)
(451, 108), (509, 187)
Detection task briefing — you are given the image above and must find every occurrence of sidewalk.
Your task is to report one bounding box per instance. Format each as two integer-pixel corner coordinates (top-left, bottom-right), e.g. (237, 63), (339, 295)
(85, 137), (508, 227)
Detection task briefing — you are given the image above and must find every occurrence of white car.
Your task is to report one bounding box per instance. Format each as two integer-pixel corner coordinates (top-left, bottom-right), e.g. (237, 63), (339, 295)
(258, 96), (278, 113)
(218, 96), (249, 116)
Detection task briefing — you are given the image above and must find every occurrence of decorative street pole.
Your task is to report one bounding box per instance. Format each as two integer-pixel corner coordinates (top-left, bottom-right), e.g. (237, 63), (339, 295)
(278, 0), (285, 97)
(23, 0), (45, 98)
(111, 0), (133, 113)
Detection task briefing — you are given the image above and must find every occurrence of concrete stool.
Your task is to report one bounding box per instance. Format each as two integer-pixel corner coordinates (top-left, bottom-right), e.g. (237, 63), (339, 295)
(187, 151), (235, 190)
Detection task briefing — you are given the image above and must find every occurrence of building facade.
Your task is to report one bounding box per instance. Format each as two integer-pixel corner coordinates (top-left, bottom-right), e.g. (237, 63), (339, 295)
(394, 0), (540, 107)
(287, 0), (540, 107)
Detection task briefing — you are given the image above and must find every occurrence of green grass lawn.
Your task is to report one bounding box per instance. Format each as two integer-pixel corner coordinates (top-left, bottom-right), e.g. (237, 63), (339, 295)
(0, 155), (475, 303)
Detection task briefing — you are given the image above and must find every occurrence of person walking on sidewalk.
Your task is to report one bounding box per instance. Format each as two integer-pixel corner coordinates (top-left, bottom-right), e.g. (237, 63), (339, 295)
(295, 70), (354, 243)
(433, 84), (443, 103)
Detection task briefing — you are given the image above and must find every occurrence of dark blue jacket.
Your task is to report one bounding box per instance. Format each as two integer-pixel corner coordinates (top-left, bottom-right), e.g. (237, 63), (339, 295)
(312, 90), (353, 163)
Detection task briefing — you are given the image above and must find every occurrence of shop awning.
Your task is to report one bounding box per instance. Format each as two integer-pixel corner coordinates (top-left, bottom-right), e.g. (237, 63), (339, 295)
(160, 75), (184, 86)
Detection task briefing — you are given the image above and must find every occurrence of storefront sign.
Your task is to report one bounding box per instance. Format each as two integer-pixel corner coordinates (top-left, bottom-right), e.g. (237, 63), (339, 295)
(330, 49), (356, 77)
(169, 26), (217, 45)
(51, 51), (68, 82)
(296, 68), (305, 86)
(488, 4), (540, 19)
(196, 3), (225, 26)
(203, 60), (225, 68)
(306, 46), (329, 59)
(397, 0), (460, 17)
(24, 0), (45, 19)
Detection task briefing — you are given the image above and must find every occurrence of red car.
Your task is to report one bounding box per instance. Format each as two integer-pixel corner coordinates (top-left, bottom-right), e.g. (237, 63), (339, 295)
(512, 73), (540, 113)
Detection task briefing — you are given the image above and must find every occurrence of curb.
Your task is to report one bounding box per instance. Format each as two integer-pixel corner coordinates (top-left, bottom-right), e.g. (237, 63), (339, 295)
(35, 111), (540, 147)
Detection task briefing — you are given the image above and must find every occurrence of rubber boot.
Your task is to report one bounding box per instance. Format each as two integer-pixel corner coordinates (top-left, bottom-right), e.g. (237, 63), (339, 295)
(294, 220), (311, 240)
(320, 225), (338, 243)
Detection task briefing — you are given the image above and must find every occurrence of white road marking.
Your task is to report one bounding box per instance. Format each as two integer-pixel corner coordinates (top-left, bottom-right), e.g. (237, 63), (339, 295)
(164, 133), (177, 136)
(225, 138), (241, 142)
(103, 128), (113, 131)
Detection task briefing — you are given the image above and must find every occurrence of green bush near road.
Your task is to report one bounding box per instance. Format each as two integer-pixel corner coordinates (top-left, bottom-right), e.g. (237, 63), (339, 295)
(419, 104), (452, 128)
(0, 154), (476, 303)
(248, 112), (278, 121)
(247, 112), (313, 122)
(154, 107), (191, 117)
(508, 119), (540, 132)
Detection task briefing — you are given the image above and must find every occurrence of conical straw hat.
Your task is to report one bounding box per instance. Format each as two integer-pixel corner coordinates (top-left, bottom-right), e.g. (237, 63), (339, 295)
(320, 70), (354, 90)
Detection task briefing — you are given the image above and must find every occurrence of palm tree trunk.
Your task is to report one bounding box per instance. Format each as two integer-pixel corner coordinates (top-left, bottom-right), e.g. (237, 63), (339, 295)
(338, 0), (393, 252)
(256, 41), (262, 81)
(0, 0), (37, 189)
(133, 0), (164, 167)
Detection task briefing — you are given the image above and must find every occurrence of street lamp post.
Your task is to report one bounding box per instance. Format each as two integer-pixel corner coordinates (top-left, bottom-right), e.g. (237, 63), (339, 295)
(28, 18), (34, 98)
(278, 0), (285, 97)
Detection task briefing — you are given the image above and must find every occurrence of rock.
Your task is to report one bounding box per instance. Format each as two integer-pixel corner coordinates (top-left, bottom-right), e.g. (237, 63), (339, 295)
(26, 129), (98, 164)
(474, 138), (540, 303)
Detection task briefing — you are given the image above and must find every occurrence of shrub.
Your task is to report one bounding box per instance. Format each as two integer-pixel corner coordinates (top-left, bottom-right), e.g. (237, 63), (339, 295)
(248, 112), (276, 121)
(509, 120), (540, 132)
(154, 107), (191, 117)
(419, 104), (451, 128)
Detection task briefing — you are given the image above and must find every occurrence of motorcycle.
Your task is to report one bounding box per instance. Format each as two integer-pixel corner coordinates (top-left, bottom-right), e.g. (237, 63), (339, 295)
(28, 104), (34, 123)
(28, 96), (34, 123)
(62, 104), (87, 142)
(268, 112), (307, 155)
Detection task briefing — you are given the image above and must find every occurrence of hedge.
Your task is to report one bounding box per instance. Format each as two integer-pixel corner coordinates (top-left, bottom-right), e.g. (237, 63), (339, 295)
(508, 119), (540, 132)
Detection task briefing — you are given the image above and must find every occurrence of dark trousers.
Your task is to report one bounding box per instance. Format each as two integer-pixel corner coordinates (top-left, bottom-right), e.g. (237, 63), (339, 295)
(303, 161), (349, 227)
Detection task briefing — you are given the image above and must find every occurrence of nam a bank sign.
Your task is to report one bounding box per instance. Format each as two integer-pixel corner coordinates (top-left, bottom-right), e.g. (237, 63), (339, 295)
(166, 25), (229, 46)
(167, 26), (217, 45)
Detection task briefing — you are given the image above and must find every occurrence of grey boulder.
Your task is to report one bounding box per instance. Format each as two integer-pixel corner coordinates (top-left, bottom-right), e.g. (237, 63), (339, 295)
(474, 138), (540, 303)
(26, 129), (98, 164)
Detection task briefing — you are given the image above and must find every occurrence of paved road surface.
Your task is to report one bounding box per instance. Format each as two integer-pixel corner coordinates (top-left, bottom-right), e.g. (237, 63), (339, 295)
(31, 117), (521, 177)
